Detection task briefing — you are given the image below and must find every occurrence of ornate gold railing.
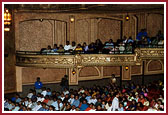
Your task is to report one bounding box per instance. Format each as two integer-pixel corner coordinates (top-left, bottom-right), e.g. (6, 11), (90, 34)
(16, 48), (164, 68)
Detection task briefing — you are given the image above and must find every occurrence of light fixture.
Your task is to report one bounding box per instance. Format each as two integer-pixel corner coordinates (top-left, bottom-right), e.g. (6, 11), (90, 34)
(70, 16), (75, 23)
(4, 28), (10, 31)
(39, 19), (43, 22)
(125, 66), (129, 71)
(72, 69), (76, 75)
(125, 13), (130, 21)
(4, 8), (11, 31)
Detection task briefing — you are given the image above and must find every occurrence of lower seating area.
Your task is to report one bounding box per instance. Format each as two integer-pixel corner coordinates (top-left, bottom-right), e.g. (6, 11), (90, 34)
(4, 79), (164, 111)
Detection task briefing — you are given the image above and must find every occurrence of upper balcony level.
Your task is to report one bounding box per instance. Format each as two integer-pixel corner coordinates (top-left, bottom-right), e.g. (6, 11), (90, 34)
(16, 47), (164, 68)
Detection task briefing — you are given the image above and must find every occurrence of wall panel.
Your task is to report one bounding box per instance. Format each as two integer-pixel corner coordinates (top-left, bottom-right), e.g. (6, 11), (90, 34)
(98, 19), (121, 43)
(22, 68), (66, 84)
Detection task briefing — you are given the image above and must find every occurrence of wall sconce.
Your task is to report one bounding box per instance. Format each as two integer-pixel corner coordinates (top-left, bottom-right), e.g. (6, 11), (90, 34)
(125, 66), (129, 71)
(4, 8), (11, 31)
(72, 69), (76, 75)
(70, 16), (75, 23)
(125, 13), (130, 21)
(39, 19), (43, 22)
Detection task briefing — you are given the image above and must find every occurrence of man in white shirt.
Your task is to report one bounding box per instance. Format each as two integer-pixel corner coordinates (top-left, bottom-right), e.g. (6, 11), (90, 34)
(70, 41), (76, 50)
(41, 87), (47, 97)
(64, 41), (72, 51)
(32, 101), (42, 111)
(27, 89), (33, 99)
(112, 93), (119, 111)
(68, 94), (75, 105)
(88, 95), (97, 105)
(107, 102), (113, 111)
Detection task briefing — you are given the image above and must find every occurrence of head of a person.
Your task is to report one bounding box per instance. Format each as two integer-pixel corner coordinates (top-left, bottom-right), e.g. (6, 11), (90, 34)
(59, 45), (64, 49)
(66, 41), (70, 45)
(97, 105), (102, 110)
(36, 77), (40, 82)
(77, 44), (81, 48)
(109, 39), (113, 43)
(54, 44), (57, 49)
(37, 101), (41, 105)
(72, 41), (76, 46)
(83, 100), (87, 104)
(75, 95), (79, 100)
(119, 103), (123, 107)
(83, 42), (87, 47)
(47, 45), (51, 50)
(64, 75), (68, 79)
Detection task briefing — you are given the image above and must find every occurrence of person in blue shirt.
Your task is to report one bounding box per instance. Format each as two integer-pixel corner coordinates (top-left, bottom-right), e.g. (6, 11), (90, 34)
(80, 100), (88, 111)
(136, 29), (147, 41)
(72, 96), (80, 108)
(34, 77), (43, 94)
(38, 103), (48, 111)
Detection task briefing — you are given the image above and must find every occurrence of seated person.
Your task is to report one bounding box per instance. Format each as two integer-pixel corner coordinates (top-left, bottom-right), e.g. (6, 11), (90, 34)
(82, 42), (89, 53)
(70, 41), (76, 51)
(118, 42), (125, 53)
(88, 42), (96, 54)
(104, 39), (114, 49)
(156, 30), (164, 39)
(109, 45), (119, 54)
(57, 45), (65, 53)
(74, 44), (83, 53)
(127, 37), (134, 43)
(136, 29), (147, 41)
(42, 45), (52, 53)
(141, 36), (151, 47)
(51, 44), (58, 52)
(125, 42), (133, 53)
(103, 39), (114, 54)
(158, 37), (164, 47)
(64, 41), (72, 52)
(95, 39), (103, 53)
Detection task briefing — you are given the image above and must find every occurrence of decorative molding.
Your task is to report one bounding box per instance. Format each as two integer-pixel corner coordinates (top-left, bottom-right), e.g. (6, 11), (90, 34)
(139, 48), (164, 59)
(145, 59), (164, 75)
(16, 48), (164, 68)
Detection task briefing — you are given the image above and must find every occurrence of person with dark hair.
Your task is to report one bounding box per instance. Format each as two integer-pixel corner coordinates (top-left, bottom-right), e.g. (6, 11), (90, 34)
(80, 100), (88, 111)
(74, 44), (83, 53)
(34, 77), (43, 94)
(82, 42), (89, 53)
(57, 45), (65, 53)
(95, 39), (103, 53)
(136, 29), (147, 41)
(87, 42), (96, 54)
(70, 41), (76, 50)
(60, 75), (69, 91)
(111, 92), (119, 111)
(52, 44), (58, 52)
(64, 41), (72, 52)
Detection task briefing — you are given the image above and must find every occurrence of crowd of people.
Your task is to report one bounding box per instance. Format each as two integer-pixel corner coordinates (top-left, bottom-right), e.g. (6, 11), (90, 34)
(40, 29), (164, 54)
(4, 76), (164, 111)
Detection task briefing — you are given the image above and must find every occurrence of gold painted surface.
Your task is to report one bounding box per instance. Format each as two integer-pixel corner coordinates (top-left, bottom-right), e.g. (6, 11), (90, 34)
(139, 48), (164, 59)
(16, 48), (164, 68)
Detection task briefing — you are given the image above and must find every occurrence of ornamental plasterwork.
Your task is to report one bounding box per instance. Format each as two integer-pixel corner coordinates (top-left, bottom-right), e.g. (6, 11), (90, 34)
(16, 48), (164, 68)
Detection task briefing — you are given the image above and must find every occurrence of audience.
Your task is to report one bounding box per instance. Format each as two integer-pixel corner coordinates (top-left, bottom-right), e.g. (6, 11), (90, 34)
(40, 30), (163, 55)
(4, 79), (164, 111)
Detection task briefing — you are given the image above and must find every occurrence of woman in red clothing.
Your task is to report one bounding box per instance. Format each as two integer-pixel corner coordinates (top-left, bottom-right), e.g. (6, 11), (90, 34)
(138, 94), (145, 104)
(85, 103), (93, 111)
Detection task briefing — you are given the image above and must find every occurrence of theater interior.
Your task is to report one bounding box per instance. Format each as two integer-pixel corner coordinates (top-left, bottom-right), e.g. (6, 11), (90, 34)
(4, 4), (164, 111)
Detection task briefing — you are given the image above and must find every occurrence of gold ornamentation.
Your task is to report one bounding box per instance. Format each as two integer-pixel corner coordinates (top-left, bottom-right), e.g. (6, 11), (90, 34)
(16, 48), (164, 68)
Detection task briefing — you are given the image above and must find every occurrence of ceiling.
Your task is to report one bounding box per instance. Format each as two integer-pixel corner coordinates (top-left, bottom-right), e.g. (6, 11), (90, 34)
(5, 4), (164, 13)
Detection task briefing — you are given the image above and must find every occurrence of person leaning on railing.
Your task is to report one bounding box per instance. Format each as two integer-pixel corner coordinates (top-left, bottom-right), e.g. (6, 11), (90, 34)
(74, 44), (83, 54)
(57, 45), (65, 53)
